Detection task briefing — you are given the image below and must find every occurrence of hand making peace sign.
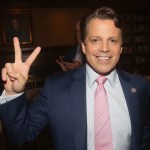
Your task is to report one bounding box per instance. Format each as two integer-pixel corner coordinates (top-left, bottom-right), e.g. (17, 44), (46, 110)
(1, 37), (41, 95)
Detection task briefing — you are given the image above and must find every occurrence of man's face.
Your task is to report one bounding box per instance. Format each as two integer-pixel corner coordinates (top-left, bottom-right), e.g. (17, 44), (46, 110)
(81, 18), (122, 75)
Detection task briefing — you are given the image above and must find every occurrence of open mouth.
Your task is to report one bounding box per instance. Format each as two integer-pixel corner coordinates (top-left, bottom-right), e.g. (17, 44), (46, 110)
(97, 56), (110, 60)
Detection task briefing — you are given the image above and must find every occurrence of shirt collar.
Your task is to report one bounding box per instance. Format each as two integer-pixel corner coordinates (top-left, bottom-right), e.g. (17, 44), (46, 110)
(86, 64), (118, 88)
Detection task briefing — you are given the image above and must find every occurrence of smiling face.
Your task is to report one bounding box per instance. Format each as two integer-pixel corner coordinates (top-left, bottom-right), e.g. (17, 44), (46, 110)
(81, 18), (123, 75)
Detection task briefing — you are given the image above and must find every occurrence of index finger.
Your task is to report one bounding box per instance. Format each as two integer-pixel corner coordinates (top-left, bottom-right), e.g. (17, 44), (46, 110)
(13, 37), (22, 63)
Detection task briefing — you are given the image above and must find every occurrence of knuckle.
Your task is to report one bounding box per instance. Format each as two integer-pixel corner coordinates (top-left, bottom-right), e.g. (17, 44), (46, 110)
(5, 62), (11, 67)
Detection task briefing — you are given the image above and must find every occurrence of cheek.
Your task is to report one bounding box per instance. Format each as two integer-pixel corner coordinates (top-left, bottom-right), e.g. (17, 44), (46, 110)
(84, 49), (93, 57)
(82, 46), (91, 55)
(113, 46), (122, 56)
(82, 43), (100, 56)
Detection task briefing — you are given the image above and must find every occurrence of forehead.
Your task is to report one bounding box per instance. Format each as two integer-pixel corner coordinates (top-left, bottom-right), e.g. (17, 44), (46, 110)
(87, 18), (115, 29)
(86, 18), (121, 36)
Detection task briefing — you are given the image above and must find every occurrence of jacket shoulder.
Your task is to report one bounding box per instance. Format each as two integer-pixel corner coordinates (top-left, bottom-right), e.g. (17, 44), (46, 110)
(117, 69), (150, 86)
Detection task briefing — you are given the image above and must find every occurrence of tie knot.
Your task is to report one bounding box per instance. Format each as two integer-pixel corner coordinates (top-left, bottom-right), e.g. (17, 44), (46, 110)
(96, 76), (107, 85)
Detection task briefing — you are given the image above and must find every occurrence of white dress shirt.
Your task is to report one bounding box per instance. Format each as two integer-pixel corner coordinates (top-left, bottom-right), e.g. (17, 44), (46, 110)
(86, 64), (131, 150)
(0, 90), (23, 104)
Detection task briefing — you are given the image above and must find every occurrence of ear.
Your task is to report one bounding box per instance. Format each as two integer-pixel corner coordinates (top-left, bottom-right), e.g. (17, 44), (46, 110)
(81, 42), (86, 54)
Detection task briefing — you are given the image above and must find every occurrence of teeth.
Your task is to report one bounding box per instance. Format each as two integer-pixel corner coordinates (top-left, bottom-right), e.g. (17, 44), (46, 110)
(98, 56), (109, 60)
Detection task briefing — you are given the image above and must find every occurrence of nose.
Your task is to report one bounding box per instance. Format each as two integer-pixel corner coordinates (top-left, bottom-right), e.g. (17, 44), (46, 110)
(99, 41), (109, 52)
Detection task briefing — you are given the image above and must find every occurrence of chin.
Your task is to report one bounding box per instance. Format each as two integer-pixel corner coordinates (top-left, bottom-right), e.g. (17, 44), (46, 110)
(96, 67), (115, 76)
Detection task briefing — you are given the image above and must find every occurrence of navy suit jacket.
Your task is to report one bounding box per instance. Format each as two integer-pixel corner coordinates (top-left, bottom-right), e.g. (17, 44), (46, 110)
(0, 65), (150, 150)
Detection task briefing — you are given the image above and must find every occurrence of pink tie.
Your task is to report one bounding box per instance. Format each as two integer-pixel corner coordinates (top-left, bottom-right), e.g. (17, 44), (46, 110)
(94, 76), (113, 150)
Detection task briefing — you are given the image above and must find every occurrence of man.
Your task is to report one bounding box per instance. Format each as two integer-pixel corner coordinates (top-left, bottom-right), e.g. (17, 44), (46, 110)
(0, 7), (150, 150)
(56, 20), (84, 72)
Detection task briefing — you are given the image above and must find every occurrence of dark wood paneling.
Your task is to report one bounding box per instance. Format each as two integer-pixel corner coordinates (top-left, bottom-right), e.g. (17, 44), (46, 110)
(0, 0), (149, 12)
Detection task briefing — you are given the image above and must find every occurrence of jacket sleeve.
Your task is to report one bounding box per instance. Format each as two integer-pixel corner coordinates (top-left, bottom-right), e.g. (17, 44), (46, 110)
(0, 87), (49, 144)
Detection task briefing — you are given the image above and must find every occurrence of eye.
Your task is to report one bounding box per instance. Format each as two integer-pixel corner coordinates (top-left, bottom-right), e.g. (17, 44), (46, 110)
(109, 38), (118, 45)
(91, 38), (99, 44)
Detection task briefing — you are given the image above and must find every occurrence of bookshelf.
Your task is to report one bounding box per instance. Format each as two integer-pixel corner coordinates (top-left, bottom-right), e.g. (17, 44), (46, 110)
(118, 13), (150, 75)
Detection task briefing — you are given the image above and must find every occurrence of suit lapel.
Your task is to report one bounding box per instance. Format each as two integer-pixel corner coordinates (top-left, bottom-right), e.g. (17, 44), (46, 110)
(70, 66), (87, 150)
(117, 70), (141, 149)
(69, 68), (141, 150)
